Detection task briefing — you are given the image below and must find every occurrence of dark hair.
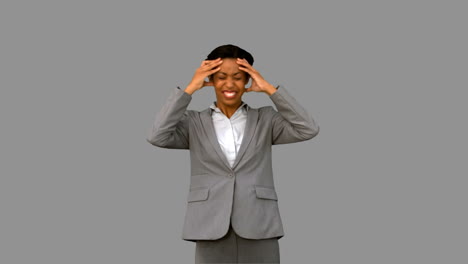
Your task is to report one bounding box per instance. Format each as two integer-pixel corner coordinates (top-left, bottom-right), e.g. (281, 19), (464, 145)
(206, 44), (254, 79)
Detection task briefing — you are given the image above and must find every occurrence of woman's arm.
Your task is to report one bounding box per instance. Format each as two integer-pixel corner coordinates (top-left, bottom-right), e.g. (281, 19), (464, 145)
(146, 58), (222, 149)
(146, 87), (192, 149)
(269, 85), (319, 145)
(236, 58), (319, 145)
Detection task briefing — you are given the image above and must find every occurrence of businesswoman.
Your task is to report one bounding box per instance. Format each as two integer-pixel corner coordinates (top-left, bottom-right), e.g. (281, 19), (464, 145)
(147, 44), (319, 263)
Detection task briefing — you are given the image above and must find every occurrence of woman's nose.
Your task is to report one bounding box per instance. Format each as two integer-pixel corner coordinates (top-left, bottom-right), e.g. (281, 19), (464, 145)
(226, 79), (234, 87)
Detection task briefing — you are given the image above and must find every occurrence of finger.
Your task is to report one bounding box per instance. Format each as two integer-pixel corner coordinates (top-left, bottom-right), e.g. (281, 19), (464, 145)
(203, 59), (223, 70)
(201, 58), (222, 67)
(236, 58), (252, 66)
(207, 65), (221, 75)
(203, 81), (214, 87)
(211, 65), (221, 72)
(206, 58), (222, 64)
(236, 59), (256, 72)
(238, 64), (253, 75)
(204, 58), (221, 63)
(245, 87), (253, 92)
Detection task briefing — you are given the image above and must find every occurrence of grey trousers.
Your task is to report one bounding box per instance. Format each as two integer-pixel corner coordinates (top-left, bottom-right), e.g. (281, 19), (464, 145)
(195, 223), (280, 264)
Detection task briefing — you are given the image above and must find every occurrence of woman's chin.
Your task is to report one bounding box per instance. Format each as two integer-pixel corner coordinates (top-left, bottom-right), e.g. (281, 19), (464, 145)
(217, 99), (242, 108)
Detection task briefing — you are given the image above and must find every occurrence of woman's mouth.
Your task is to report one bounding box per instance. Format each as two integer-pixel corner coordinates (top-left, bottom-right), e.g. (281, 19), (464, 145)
(222, 91), (237, 99)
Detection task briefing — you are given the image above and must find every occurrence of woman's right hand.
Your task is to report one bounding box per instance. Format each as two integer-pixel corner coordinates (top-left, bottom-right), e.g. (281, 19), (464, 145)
(185, 58), (223, 95)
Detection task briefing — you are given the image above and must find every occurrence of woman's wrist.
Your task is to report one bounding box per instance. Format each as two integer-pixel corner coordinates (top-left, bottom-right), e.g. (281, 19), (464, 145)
(264, 84), (278, 96)
(184, 85), (198, 95)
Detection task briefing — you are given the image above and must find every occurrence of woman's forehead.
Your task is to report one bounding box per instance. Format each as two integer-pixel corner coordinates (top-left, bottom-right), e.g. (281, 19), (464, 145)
(216, 71), (243, 76)
(216, 59), (244, 75)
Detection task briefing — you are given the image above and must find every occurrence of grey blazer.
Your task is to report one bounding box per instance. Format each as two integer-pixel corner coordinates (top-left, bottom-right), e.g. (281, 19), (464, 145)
(146, 85), (319, 242)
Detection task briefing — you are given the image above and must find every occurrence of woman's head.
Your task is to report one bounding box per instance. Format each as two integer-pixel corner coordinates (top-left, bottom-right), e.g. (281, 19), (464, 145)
(206, 44), (254, 67)
(206, 44), (254, 111)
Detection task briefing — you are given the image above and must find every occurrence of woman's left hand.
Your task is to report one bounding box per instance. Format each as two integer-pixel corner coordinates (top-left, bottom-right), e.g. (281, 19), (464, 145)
(236, 58), (277, 95)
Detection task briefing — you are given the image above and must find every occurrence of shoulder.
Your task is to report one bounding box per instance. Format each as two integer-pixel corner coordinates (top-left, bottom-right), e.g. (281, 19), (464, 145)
(183, 108), (210, 120)
(250, 105), (276, 120)
(257, 105), (275, 113)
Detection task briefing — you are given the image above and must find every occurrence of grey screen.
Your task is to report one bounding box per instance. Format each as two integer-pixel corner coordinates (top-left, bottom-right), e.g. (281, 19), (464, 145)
(1, 1), (467, 263)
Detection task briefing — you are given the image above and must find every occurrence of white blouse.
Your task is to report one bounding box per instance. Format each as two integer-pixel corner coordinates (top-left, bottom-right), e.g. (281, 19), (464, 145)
(209, 101), (249, 168)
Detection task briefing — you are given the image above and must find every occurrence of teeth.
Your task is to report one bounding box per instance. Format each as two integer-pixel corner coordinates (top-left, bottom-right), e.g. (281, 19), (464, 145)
(224, 92), (236, 97)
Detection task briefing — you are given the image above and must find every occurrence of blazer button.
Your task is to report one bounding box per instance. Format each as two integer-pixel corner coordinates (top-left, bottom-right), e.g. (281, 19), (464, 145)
(228, 173), (233, 177)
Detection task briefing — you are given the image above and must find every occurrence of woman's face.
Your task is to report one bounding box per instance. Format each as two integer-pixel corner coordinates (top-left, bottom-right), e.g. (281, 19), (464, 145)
(210, 58), (249, 109)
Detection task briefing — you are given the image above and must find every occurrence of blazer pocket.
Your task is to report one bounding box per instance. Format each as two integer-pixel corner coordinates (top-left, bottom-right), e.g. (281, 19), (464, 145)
(254, 185), (278, 201)
(187, 187), (210, 202)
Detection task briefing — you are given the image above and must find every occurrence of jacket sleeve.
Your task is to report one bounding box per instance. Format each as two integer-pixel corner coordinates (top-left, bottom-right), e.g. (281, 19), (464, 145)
(269, 85), (319, 145)
(146, 87), (192, 149)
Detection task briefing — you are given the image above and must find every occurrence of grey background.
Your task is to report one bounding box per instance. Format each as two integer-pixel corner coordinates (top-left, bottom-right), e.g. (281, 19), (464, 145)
(1, 1), (467, 263)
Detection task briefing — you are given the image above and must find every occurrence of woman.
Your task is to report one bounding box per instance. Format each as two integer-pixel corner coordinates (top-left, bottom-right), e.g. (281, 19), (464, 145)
(147, 44), (319, 263)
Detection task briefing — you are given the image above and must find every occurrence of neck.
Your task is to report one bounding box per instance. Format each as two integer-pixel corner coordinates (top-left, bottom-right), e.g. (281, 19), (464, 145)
(216, 101), (242, 119)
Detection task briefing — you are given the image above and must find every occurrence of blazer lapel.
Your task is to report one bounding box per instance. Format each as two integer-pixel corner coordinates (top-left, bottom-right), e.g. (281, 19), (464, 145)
(200, 107), (259, 171)
(232, 107), (258, 169)
(201, 109), (232, 170)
